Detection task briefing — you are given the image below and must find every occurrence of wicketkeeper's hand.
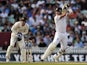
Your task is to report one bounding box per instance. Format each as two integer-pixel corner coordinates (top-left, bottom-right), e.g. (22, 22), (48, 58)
(16, 32), (22, 41)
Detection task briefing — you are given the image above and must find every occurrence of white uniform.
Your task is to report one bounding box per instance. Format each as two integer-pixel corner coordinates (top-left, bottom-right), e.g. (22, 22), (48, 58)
(6, 21), (29, 62)
(53, 14), (67, 49)
(41, 14), (68, 61)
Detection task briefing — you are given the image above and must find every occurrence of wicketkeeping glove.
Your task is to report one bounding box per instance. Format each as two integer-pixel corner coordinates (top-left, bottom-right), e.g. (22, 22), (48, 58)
(17, 32), (22, 41)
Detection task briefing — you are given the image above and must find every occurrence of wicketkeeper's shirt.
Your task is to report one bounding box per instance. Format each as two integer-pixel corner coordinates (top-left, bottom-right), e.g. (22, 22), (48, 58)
(11, 21), (29, 35)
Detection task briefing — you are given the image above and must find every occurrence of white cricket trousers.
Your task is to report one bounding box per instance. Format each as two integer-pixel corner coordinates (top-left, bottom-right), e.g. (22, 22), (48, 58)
(6, 33), (26, 62)
(52, 32), (67, 50)
(41, 32), (68, 60)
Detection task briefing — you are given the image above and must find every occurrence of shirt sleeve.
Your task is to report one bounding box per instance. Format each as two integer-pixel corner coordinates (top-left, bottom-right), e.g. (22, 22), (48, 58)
(54, 15), (61, 23)
(11, 22), (19, 33)
(22, 23), (29, 35)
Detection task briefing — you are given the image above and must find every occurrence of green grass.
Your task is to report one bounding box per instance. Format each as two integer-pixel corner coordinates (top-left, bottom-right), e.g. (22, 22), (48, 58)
(0, 62), (87, 65)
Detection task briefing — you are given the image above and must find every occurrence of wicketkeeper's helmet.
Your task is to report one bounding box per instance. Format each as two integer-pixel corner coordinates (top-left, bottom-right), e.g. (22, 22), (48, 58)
(20, 17), (27, 22)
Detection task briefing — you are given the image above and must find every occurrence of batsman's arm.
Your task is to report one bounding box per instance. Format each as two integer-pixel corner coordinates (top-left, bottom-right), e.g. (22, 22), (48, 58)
(62, 4), (73, 14)
(59, 11), (67, 19)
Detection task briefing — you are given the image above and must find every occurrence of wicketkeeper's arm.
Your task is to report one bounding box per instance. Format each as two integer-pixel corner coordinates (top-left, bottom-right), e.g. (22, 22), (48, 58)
(22, 24), (29, 35)
(11, 22), (19, 33)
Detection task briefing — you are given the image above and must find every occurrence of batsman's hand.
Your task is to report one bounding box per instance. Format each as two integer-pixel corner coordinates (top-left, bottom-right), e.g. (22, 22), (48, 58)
(62, 4), (69, 10)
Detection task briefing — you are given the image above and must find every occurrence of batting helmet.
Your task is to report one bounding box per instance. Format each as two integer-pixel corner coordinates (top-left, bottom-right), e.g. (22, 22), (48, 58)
(55, 7), (62, 13)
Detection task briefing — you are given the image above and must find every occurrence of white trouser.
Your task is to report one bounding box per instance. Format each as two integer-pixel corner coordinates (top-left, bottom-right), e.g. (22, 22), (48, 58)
(52, 32), (67, 50)
(6, 33), (26, 62)
(41, 32), (67, 60)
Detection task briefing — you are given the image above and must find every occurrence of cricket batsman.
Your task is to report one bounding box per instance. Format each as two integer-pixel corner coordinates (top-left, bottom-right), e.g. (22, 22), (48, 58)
(41, 4), (73, 62)
(6, 17), (29, 62)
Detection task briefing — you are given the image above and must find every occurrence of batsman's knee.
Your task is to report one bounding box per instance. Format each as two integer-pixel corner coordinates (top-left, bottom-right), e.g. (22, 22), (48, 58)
(58, 49), (65, 55)
(48, 43), (57, 51)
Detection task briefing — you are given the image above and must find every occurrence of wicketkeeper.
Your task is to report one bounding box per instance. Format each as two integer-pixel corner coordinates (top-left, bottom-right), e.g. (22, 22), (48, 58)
(6, 17), (29, 62)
